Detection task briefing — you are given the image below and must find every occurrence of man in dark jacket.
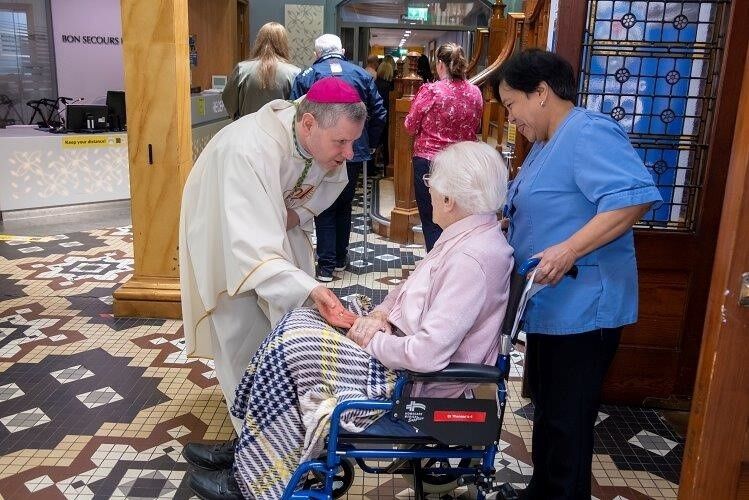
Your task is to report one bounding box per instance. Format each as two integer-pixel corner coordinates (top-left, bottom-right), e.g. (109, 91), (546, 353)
(291, 34), (387, 281)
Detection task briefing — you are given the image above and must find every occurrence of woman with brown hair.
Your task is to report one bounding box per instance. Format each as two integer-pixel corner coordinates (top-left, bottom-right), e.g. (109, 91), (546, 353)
(404, 43), (483, 251)
(222, 22), (300, 118)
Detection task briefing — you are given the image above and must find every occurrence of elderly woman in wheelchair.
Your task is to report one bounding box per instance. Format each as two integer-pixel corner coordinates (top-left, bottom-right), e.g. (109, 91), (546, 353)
(189, 141), (516, 500)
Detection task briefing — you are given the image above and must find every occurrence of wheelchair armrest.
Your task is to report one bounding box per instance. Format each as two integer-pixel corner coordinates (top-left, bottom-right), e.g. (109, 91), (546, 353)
(405, 362), (501, 383)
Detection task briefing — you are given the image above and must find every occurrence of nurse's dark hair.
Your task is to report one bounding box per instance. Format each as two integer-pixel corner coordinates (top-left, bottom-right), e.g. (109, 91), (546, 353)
(491, 49), (577, 103)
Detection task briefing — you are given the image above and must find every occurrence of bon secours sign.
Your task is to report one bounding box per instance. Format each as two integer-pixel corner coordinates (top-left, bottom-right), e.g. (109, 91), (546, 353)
(61, 34), (122, 45)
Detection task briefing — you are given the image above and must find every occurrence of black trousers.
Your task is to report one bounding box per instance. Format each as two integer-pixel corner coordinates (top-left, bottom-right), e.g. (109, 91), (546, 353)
(524, 328), (622, 500)
(412, 156), (442, 252)
(315, 161), (361, 272)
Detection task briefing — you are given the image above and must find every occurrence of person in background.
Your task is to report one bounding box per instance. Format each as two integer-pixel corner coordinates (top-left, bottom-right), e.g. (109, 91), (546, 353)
(222, 22), (299, 118)
(374, 61), (394, 173)
(416, 53), (434, 82)
(383, 54), (396, 71)
(291, 34), (387, 282)
(492, 48), (663, 500)
(364, 54), (379, 78)
(404, 43), (483, 251)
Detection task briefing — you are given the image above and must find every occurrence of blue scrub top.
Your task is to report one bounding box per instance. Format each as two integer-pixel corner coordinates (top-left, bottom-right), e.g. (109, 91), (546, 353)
(506, 107), (662, 335)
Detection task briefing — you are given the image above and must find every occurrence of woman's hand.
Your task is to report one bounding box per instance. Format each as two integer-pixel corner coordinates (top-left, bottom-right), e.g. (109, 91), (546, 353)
(346, 312), (392, 348)
(532, 242), (579, 285)
(310, 286), (357, 328)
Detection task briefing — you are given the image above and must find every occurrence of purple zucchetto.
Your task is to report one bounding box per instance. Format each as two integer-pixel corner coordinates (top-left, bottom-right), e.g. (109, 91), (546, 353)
(306, 77), (361, 104)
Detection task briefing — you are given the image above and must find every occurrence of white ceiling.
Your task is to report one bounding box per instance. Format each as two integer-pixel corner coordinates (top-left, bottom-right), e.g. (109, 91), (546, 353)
(369, 28), (448, 48)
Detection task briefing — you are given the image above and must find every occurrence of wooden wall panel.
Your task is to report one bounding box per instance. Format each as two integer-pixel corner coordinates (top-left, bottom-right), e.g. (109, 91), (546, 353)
(188, 0), (238, 92)
(628, 271), (689, 350)
(602, 348), (680, 403)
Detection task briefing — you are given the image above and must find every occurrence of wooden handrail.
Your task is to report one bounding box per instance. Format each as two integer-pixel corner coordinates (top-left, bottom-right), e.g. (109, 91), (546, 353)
(466, 28), (489, 76)
(469, 13), (525, 87)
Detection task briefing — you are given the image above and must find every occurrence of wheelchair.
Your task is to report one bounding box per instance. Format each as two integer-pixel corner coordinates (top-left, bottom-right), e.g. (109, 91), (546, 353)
(280, 257), (567, 499)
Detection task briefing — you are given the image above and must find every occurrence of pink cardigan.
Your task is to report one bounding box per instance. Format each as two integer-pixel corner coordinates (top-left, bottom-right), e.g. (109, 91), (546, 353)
(365, 213), (513, 397)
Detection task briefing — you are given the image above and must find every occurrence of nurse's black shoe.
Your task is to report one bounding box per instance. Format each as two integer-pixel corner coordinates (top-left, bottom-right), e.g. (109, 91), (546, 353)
(188, 467), (244, 500)
(183, 438), (236, 470)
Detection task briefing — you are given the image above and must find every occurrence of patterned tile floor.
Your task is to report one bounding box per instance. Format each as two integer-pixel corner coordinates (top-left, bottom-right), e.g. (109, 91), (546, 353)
(0, 191), (684, 499)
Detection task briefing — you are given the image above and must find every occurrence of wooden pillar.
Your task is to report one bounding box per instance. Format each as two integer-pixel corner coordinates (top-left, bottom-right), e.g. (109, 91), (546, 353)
(113, 0), (192, 319)
(389, 54), (422, 244)
(488, 0), (507, 63)
(480, 2), (508, 145)
(387, 78), (405, 175)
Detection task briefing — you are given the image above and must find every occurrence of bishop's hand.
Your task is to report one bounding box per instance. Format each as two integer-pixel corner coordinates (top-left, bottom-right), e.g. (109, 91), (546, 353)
(310, 286), (357, 328)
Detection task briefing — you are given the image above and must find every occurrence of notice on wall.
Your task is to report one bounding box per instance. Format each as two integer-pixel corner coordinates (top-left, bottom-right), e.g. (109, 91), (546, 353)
(62, 135), (127, 149)
(189, 34), (198, 66)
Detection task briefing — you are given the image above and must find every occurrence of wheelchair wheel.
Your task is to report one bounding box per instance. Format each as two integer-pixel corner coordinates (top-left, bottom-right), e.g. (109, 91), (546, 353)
(303, 458), (355, 498)
(403, 455), (481, 494)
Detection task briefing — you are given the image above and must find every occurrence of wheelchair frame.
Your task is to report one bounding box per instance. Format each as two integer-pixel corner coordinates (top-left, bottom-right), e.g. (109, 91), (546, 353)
(281, 258), (551, 500)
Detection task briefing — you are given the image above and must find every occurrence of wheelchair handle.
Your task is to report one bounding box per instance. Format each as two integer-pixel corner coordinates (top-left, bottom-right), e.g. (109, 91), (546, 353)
(517, 257), (578, 279)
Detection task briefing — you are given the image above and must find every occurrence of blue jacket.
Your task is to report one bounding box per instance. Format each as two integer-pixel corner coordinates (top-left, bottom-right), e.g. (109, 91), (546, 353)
(291, 54), (387, 162)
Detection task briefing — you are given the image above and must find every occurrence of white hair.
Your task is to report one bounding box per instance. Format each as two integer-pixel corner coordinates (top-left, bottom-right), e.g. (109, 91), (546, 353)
(315, 34), (344, 57)
(429, 141), (508, 214)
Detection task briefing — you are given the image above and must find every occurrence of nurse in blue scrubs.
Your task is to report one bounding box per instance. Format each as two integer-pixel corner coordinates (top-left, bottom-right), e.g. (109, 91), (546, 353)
(492, 49), (662, 500)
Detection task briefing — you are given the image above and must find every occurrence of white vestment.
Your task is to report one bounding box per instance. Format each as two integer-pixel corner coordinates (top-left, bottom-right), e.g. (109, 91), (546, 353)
(179, 99), (347, 432)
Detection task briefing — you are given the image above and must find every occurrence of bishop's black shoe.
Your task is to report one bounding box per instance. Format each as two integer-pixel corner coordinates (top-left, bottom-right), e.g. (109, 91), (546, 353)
(188, 467), (244, 500)
(182, 438), (236, 470)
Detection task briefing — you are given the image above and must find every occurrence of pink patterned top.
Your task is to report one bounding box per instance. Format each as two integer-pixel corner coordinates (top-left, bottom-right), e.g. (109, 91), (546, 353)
(404, 78), (483, 160)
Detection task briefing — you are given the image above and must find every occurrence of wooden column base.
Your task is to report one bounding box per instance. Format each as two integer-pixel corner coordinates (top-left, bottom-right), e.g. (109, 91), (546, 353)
(372, 218), (390, 240)
(113, 277), (182, 319)
(389, 207), (420, 243)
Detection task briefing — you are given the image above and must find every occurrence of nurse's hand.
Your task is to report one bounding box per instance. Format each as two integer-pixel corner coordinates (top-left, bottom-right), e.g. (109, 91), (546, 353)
(310, 286), (357, 328)
(532, 242), (579, 285)
(347, 313), (392, 348)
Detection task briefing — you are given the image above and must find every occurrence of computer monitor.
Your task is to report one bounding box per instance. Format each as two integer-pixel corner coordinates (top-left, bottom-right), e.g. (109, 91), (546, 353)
(66, 104), (109, 132)
(106, 91), (126, 131)
(211, 75), (227, 91)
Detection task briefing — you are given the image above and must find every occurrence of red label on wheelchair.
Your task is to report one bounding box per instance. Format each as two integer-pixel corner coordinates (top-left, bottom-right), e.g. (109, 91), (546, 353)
(434, 411), (487, 423)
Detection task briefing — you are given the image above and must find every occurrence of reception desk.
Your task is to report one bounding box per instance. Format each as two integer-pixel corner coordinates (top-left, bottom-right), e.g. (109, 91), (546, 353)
(190, 91), (231, 161)
(0, 92), (230, 221)
(0, 127), (129, 219)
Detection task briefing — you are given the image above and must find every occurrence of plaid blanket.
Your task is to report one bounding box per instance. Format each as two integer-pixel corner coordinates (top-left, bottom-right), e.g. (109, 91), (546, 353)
(230, 302), (398, 499)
